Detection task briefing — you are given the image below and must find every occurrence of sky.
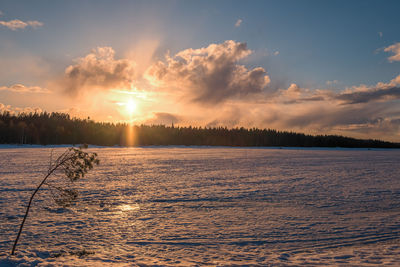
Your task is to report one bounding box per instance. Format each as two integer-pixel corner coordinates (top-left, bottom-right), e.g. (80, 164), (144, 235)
(0, 0), (400, 141)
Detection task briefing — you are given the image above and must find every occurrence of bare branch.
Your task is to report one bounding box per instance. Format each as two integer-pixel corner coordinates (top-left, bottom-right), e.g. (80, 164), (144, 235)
(11, 146), (99, 255)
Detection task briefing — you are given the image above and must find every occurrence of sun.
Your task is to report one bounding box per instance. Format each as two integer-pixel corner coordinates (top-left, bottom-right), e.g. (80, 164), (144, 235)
(125, 99), (137, 114)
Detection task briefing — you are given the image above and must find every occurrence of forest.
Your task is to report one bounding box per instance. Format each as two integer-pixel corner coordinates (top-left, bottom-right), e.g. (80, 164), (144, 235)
(0, 111), (399, 148)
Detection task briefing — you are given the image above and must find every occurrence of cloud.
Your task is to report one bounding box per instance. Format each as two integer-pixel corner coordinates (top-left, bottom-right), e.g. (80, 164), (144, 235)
(0, 102), (42, 114)
(270, 76), (400, 141)
(282, 83), (302, 99)
(0, 103), (11, 113)
(0, 19), (43, 30)
(205, 105), (244, 128)
(146, 40), (270, 104)
(279, 101), (391, 128)
(273, 51), (279, 56)
(171, 72), (400, 141)
(143, 112), (181, 125)
(378, 32), (383, 38)
(62, 47), (136, 96)
(275, 83), (328, 104)
(2, 40), (396, 141)
(273, 75), (400, 106)
(335, 75), (400, 104)
(326, 80), (338, 85)
(235, 19), (242, 27)
(0, 84), (50, 93)
(336, 86), (400, 104)
(334, 117), (400, 135)
(384, 42), (400, 62)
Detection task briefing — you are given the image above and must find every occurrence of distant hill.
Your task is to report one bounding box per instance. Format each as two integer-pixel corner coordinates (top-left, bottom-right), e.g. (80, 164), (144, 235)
(1, 111), (399, 148)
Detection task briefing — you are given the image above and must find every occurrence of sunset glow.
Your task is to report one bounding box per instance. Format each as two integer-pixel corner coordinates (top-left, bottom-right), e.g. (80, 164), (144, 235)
(125, 99), (137, 115)
(0, 1), (399, 141)
(1, 2), (400, 266)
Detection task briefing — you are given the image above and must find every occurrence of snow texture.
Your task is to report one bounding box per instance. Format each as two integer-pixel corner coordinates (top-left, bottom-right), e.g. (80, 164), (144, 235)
(1, 147), (400, 266)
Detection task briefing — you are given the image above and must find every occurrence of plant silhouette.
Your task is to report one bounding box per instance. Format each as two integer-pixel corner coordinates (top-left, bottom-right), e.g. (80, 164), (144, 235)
(11, 145), (99, 255)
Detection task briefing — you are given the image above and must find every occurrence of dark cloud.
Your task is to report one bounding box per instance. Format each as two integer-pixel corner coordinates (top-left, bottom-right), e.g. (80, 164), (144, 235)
(282, 96), (326, 104)
(146, 40), (270, 104)
(336, 86), (400, 104)
(267, 103), (399, 143)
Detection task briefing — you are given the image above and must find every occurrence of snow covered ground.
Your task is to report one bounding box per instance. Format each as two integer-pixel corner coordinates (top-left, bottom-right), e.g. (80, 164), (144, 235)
(1, 147), (400, 266)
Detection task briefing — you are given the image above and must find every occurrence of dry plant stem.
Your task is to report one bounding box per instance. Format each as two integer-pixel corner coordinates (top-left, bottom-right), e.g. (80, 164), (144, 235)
(11, 149), (81, 255)
(11, 169), (55, 255)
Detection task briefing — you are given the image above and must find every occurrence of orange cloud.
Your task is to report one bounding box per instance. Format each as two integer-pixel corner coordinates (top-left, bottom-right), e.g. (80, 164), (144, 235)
(62, 47), (136, 96)
(0, 84), (50, 93)
(5, 42), (397, 141)
(0, 102), (42, 114)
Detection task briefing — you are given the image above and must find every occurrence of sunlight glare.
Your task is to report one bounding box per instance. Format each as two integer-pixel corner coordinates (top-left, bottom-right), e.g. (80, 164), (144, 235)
(119, 204), (140, 212)
(125, 99), (137, 114)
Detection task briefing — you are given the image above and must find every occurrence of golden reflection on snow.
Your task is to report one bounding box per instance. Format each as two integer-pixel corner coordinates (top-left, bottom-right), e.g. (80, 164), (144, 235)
(119, 204), (140, 212)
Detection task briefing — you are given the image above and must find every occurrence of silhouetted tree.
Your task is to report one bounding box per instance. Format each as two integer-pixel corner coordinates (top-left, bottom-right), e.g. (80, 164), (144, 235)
(11, 145), (99, 255)
(0, 111), (399, 148)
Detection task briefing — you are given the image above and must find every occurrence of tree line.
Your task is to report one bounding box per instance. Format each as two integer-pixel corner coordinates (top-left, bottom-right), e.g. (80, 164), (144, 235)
(0, 111), (399, 148)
